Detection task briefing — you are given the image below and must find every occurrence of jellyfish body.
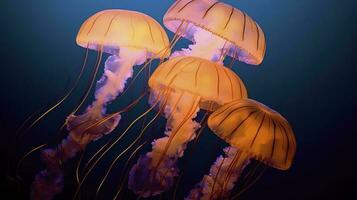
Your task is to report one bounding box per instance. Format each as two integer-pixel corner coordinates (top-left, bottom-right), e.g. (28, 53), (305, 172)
(164, 0), (266, 64)
(186, 99), (296, 200)
(31, 9), (170, 200)
(68, 9), (170, 145)
(128, 56), (247, 197)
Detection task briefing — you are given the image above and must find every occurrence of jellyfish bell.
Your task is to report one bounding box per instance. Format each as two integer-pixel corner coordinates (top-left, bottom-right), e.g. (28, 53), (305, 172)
(77, 9), (169, 57)
(208, 99), (296, 170)
(128, 56), (248, 197)
(164, 0), (266, 64)
(187, 99), (296, 200)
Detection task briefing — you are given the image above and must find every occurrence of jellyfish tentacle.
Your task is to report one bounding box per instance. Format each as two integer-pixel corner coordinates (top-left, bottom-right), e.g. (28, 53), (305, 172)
(76, 89), (149, 184)
(218, 149), (244, 199)
(129, 91), (201, 197)
(151, 93), (200, 174)
(232, 165), (266, 199)
(113, 141), (148, 200)
(15, 105), (46, 140)
(218, 41), (228, 62)
(128, 91), (185, 196)
(75, 150), (85, 184)
(95, 95), (167, 197)
(158, 113), (207, 190)
(30, 49), (103, 200)
(32, 96), (140, 200)
(167, 20), (186, 49)
(16, 47), (89, 140)
(15, 47), (90, 177)
(186, 147), (250, 200)
(72, 89), (170, 199)
(172, 112), (209, 200)
(76, 89), (150, 183)
(16, 143), (47, 176)
(159, 108), (206, 188)
(73, 47), (104, 115)
(208, 147), (232, 200)
(209, 147), (242, 200)
(228, 46), (238, 69)
(112, 91), (173, 200)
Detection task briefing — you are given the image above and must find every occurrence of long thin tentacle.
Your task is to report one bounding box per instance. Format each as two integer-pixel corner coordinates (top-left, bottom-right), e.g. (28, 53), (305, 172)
(72, 90), (169, 200)
(16, 47), (89, 139)
(95, 100), (166, 197)
(112, 141), (147, 200)
(76, 89), (149, 183)
(231, 164), (266, 200)
(72, 48), (103, 115)
(147, 95), (201, 196)
(15, 143), (47, 175)
(228, 46), (238, 69)
(217, 151), (245, 199)
(208, 147), (233, 200)
(15, 47), (90, 176)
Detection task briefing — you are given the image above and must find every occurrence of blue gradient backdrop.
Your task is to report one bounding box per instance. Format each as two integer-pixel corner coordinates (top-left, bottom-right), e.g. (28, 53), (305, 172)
(0, 0), (356, 199)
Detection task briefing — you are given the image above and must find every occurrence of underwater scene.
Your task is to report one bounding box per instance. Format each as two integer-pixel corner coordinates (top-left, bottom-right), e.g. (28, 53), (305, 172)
(1, 0), (356, 199)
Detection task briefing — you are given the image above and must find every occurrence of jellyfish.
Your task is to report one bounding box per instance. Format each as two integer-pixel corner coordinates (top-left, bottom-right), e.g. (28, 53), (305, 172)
(164, 0), (266, 65)
(186, 99), (297, 200)
(128, 56), (247, 197)
(31, 9), (170, 200)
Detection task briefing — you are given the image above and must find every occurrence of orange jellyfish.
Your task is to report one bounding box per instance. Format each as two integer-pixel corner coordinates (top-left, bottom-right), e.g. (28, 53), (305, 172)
(164, 0), (266, 64)
(31, 9), (170, 200)
(186, 99), (296, 200)
(128, 56), (247, 197)
(69, 9), (170, 146)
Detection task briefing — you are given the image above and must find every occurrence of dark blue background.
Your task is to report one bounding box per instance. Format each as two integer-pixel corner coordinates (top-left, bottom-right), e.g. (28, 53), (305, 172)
(1, 0), (356, 199)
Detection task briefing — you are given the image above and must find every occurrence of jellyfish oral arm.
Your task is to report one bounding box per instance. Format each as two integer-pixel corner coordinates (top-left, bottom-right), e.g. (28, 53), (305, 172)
(171, 27), (228, 62)
(66, 47), (147, 145)
(92, 47), (147, 113)
(186, 147), (250, 200)
(129, 91), (201, 197)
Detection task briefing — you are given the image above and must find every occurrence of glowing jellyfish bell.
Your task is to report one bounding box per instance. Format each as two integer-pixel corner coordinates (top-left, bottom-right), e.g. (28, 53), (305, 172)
(31, 9), (170, 200)
(164, 0), (266, 64)
(187, 99), (297, 200)
(128, 56), (247, 197)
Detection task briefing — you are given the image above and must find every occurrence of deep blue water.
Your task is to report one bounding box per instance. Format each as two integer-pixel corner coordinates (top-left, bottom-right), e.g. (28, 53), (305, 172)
(1, 0), (356, 199)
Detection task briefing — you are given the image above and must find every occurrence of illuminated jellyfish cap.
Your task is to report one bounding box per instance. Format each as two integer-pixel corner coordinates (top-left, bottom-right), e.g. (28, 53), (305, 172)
(148, 56), (248, 111)
(164, 0), (266, 65)
(76, 9), (170, 58)
(208, 99), (296, 170)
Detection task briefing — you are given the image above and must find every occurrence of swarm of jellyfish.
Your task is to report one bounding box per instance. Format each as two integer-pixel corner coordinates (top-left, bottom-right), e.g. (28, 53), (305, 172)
(14, 1), (296, 200)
